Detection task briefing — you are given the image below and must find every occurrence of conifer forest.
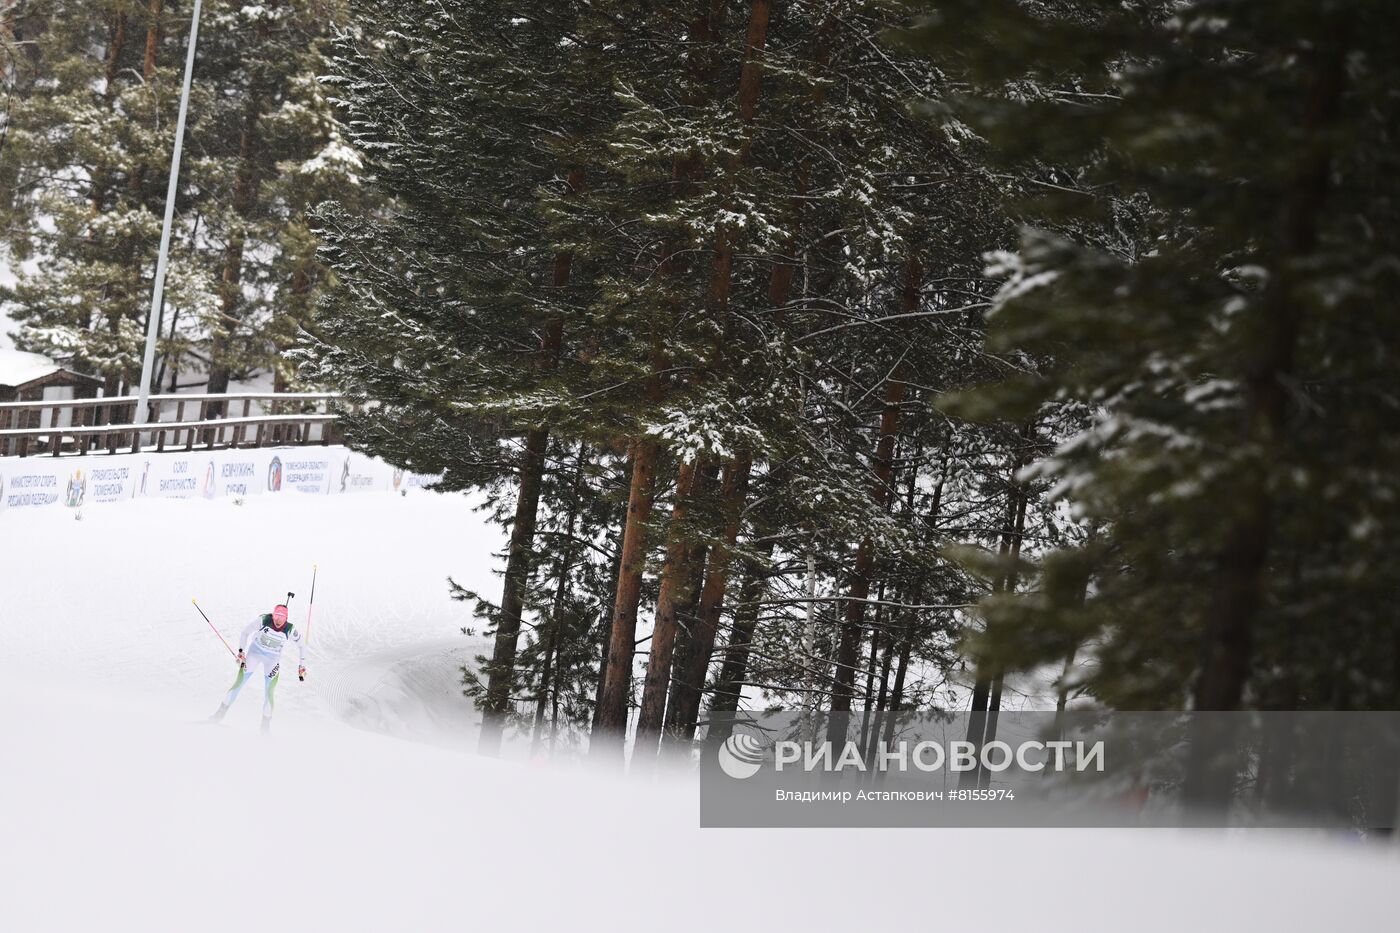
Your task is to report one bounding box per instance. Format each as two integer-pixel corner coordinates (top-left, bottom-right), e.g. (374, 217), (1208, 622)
(4, 1), (1399, 810)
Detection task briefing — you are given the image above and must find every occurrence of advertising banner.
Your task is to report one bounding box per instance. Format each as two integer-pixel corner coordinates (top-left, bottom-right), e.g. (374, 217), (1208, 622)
(0, 446), (438, 514)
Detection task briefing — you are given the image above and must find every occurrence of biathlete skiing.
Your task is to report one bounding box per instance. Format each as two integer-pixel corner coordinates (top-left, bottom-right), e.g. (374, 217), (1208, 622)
(210, 600), (307, 732)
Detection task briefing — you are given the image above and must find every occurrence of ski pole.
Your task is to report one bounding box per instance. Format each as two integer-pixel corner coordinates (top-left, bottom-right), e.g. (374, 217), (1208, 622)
(192, 598), (237, 659)
(304, 564), (318, 646)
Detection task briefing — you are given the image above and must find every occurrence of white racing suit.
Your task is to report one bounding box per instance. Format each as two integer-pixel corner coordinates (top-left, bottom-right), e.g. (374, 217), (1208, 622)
(223, 615), (305, 719)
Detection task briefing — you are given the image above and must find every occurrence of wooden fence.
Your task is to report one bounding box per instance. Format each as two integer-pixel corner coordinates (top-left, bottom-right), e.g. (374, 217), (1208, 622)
(0, 392), (343, 458)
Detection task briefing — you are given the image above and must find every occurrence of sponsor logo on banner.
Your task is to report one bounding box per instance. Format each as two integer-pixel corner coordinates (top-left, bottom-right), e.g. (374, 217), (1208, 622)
(339, 456), (378, 493)
(158, 459), (198, 497)
(219, 459), (256, 498)
(88, 465), (131, 503)
(389, 466), (434, 492)
(65, 469), (87, 508)
(285, 457), (330, 494)
(0, 447), (437, 511)
(3, 469), (60, 508)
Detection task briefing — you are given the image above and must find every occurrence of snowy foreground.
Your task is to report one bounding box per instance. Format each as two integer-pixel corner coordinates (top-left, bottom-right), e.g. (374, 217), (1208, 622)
(1, 491), (1395, 931)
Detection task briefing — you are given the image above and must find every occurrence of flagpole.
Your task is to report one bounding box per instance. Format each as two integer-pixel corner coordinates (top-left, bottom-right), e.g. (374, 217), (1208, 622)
(134, 0), (204, 428)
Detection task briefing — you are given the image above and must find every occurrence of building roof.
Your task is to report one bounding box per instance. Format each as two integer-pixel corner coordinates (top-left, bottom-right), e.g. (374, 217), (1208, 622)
(0, 349), (101, 389)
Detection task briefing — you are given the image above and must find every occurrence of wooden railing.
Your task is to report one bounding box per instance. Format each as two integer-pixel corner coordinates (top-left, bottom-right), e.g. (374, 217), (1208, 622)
(0, 392), (343, 458)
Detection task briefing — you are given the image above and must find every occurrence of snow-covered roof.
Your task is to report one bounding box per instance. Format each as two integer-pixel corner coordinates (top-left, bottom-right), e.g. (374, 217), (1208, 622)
(0, 348), (70, 387)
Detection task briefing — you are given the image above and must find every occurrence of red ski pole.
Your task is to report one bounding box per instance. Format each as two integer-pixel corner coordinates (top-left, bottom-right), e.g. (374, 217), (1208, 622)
(192, 598), (237, 659)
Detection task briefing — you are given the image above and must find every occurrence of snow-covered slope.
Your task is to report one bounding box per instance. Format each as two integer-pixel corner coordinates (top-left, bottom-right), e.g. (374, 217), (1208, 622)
(0, 491), (500, 739)
(0, 491), (1395, 932)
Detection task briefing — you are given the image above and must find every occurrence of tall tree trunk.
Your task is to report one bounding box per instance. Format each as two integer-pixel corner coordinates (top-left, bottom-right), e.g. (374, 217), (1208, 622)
(664, 526), (713, 732)
(865, 615), (897, 762)
(634, 457), (704, 753)
(866, 440), (924, 760)
(85, 2), (129, 390)
(105, 2), (127, 86)
(959, 673), (992, 790)
(872, 458), (946, 766)
(658, 459), (720, 736)
(142, 0), (160, 75)
(272, 263), (311, 393)
(126, 0), (161, 197)
(879, 618), (914, 766)
(977, 489), (1027, 790)
(477, 170), (580, 755)
(799, 544), (823, 743)
(666, 0), (794, 742)
(589, 0), (727, 757)
(618, 1), (772, 759)
(705, 538), (775, 750)
(962, 442), (1030, 789)
(207, 97), (262, 410)
(976, 675), (1007, 792)
(592, 481), (632, 733)
(663, 455), (752, 745)
(593, 438), (661, 755)
(706, 0), (771, 323)
(88, 1), (127, 212)
(476, 427), (550, 755)
(858, 582), (886, 754)
(1051, 527), (1094, 747)
(1183, 48), (1344, 810)
(766, 9), (834, 331)
(656, 1), (790, 750)
(154, 302), (178, 393)
(826, 260), (919, 746)
(153, 213), (199, 393)
(532, 442), (588, 755)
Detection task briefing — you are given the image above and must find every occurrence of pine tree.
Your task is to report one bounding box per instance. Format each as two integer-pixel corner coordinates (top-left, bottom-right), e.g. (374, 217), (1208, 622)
(308, 0), (624, 754)
(0, 1), (360, 394)
(905, 0), (1400, 801)
(311, 1), (1060, 762)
